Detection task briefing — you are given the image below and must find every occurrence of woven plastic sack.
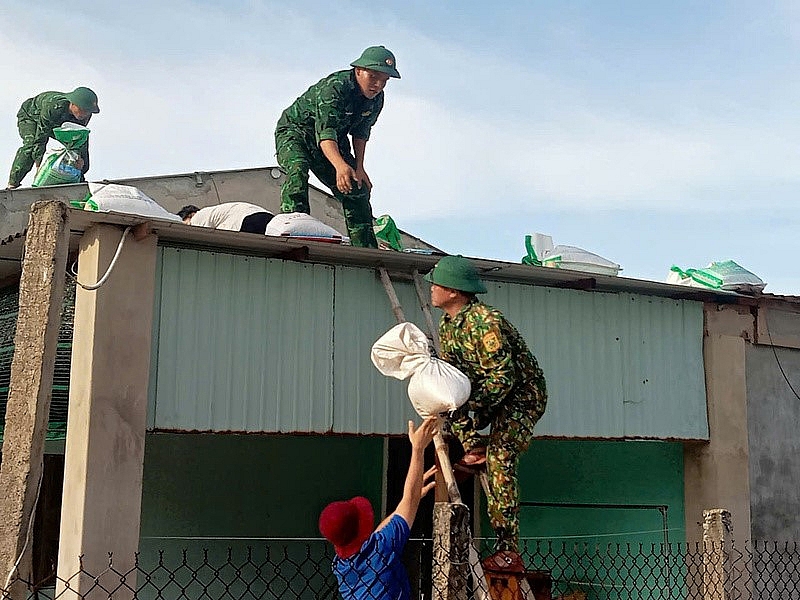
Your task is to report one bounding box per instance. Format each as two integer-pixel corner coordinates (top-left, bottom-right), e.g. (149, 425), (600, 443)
(266, 212), (343, 239)
(374, 214), (404, 251)
(84, 183), (182, 221)
(668, 261), (765, 293)
(32, 123), (90, 187)
(521, 234), (621, 275)
(371, 322), (470, 417)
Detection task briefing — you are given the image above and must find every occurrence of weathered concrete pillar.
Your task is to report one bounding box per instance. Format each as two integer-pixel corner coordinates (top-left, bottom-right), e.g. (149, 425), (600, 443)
(0, 201), (69, 598)
(702, 509), (732, 600)
(684, 305), (753, 542)
(432, 502), (470, 600)
(56, 224), (157, 599)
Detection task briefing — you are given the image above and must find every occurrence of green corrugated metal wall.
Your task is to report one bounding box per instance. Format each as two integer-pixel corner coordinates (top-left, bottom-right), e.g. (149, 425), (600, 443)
(150, 247), (708, 439)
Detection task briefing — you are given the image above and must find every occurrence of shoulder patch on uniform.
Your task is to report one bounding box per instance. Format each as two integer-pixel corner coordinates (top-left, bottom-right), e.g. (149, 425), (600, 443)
(482, 331), (501, 353)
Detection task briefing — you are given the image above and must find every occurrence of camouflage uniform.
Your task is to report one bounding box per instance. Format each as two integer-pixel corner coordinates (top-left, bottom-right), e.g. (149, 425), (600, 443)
(439, 299), (547, 552)
(9, 91), (91, 188)
(275, 69), (382, 248)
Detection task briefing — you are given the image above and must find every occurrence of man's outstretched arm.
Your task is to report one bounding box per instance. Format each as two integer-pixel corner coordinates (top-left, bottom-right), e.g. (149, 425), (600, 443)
(377, 417), (438, 531)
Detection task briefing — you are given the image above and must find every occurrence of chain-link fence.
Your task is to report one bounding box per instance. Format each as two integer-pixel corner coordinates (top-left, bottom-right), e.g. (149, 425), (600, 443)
(2, 539), (799, 599)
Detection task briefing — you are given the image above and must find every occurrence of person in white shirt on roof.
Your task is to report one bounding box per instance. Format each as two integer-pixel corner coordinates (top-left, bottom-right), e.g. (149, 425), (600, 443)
(177, 202), (274, 234)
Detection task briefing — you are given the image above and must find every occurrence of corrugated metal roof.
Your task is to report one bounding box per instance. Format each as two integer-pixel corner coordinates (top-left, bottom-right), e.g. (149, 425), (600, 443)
(60, 207), (798, 306)
(149, 246), (708, 439)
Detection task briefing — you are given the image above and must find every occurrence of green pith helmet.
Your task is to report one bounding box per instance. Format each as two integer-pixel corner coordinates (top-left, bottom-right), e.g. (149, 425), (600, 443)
(66, 87), (100, 114)
(350, 46), (401, 79)
(424, 255), (487, 294)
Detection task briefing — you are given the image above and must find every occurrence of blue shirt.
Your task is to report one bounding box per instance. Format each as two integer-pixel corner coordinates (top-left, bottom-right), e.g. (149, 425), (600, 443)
(332, 515), (411, 600)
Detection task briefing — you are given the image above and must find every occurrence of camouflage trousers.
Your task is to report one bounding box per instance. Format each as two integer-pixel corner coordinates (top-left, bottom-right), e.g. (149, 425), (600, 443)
(8, 117), (40, 187)
(274, 127), (378, 248)
(451, 397), (545, 552)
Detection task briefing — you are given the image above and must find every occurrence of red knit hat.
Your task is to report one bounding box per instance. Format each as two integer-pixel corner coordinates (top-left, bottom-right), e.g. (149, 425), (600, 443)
(318, 496), (375, 559)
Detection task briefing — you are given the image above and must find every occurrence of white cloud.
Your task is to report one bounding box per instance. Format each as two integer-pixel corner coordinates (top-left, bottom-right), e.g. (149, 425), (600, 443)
(368, 94), (800, 221)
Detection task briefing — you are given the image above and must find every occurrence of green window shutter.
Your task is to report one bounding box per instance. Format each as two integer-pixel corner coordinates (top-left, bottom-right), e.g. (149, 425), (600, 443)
(0, 280), (75, 442)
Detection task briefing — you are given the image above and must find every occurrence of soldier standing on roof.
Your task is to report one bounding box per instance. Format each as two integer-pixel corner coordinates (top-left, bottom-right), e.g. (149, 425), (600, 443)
(274, 46), (400, 248)
(7, 87), (99, 189)
(425, 255), (548, 562)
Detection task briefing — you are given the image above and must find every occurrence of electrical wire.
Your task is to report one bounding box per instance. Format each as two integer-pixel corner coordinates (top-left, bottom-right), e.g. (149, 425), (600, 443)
(69, 226), (131, 290)
(208, 173), (222, 204)
(763, 308), (800, 401)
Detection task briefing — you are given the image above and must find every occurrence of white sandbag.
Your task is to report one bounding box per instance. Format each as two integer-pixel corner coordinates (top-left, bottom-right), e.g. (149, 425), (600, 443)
(547, 245), (622, 276)
(85, 183), (182, 222)
(668, 261), (766, 293)
(265, 212), (343, 238)
(523, 232), (622, 275)
(371, 322), (470, 417)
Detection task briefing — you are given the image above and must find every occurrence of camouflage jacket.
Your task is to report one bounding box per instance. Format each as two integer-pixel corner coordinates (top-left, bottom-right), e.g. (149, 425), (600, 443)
(17, 91), (91, 158)
(439, 300), (547, 427)
(275, 69), (383, 154)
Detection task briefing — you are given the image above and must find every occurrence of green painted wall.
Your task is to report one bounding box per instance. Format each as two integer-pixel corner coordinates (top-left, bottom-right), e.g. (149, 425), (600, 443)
(138, 433), (385, 599)
(139, 433), (383, 547)
(500, 440), (687, 599)
(137, 435), (685, 599)
(515, 440), (686, 544)
(140, 435), (685, 548)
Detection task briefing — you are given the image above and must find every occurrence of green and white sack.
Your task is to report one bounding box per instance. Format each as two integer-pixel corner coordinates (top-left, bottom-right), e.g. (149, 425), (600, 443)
(668, 260), (765, 293)
(374, 214), (404, 251)
(32, 123), (90, 187)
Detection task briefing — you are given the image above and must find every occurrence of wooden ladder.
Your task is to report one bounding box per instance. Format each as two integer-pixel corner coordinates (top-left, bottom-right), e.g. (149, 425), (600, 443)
(378, 267), (462, 503)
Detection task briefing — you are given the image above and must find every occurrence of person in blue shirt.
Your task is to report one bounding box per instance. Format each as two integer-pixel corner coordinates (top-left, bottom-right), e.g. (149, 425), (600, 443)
(318, 416), (438, 600)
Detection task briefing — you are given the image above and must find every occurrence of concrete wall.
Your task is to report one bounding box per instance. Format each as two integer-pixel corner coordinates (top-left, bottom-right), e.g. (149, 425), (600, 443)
(746, 343), (800, 539)
(683, 304), (753, 542)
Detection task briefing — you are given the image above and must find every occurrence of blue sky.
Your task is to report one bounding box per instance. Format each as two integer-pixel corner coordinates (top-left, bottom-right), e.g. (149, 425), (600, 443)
(2, 1), (799, 292)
